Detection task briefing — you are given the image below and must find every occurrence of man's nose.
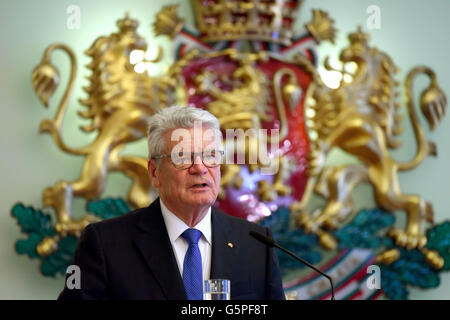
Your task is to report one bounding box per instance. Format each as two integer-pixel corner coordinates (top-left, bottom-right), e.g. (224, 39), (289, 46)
(190, 155), (207, 174)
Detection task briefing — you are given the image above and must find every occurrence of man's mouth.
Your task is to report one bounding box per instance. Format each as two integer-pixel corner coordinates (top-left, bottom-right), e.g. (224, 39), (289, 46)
(191, 183), (208, 188)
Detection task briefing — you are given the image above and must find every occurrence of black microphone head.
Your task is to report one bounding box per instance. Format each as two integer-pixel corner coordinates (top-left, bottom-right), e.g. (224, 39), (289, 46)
(249, 230), (276, 247)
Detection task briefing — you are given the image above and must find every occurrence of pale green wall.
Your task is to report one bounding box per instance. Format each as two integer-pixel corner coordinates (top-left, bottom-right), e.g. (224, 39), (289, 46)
(0, 0), (448, 299)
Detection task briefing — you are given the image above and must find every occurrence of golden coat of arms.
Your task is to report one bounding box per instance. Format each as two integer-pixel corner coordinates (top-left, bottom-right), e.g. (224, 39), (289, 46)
(12, 0), (449, 300)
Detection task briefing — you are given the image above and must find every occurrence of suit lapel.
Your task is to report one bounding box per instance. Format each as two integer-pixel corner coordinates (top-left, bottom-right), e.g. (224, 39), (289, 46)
(133, 199), (187, 299)
(210, 208), (234, 280)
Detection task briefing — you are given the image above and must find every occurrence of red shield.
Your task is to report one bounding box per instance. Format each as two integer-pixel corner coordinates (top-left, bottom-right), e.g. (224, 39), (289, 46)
(175, 51), (312, 221)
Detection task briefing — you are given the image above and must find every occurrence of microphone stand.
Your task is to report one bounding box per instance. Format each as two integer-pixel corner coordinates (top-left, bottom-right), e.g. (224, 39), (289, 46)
(250, 231), (336, 300)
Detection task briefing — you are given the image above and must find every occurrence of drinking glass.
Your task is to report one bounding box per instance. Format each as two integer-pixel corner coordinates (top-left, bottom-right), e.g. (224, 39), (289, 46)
(203, 279), (230, 300)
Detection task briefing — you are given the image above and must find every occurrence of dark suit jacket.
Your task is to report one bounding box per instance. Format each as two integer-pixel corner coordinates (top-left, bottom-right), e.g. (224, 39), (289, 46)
(58, 198), (285, 300)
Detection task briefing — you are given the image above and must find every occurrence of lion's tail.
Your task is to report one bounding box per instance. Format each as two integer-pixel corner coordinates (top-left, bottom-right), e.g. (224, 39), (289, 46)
(32, 43), (89, 155)
(397, 66), (447, 171)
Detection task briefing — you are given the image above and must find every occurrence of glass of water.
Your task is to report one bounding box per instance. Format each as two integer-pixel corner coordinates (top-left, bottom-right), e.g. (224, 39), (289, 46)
(203, 279), (230, 300)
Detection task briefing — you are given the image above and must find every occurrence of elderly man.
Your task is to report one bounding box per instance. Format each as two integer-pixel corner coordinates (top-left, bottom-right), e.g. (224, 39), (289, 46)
(58, 106), (285, 300)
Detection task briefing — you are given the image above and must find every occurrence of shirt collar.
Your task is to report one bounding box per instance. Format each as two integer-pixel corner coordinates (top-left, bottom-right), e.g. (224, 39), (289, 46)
(159, 198), (212, 245)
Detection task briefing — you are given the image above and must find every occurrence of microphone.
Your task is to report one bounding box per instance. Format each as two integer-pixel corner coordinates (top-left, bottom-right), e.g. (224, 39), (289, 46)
(249, 230), (335, 300)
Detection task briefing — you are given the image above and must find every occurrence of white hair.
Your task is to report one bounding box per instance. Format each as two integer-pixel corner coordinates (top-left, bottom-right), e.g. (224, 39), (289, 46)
(147, 105), (222, 164)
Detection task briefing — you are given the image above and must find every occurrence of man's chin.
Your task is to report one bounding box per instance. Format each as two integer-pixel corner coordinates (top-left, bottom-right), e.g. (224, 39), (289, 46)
(186, 195), (216, 208)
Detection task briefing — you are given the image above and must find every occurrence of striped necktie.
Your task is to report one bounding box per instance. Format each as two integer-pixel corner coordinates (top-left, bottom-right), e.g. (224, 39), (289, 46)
(181, 228), (203, 300)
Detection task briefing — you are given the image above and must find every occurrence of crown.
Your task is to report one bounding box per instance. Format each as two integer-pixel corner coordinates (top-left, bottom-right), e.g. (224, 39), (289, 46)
(117, 12), (139, 32)
(191, 0), (304, 45)
(348, 26), (370, 45)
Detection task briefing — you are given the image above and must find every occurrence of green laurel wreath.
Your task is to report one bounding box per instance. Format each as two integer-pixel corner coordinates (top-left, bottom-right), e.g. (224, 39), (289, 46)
(11, 198), (130, 277)
(11, 200), (450, 300)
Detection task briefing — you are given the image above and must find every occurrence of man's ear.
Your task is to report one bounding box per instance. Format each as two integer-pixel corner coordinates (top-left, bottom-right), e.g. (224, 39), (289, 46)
(148, 159), (161, 188)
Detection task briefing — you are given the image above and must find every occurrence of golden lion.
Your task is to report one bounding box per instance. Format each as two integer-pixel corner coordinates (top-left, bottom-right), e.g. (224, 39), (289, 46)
(292, 27), (447, 268)
(31, 15), (175, 249)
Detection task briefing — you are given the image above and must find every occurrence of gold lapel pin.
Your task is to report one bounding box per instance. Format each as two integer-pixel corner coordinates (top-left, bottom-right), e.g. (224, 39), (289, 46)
(227, 242), (234, 248)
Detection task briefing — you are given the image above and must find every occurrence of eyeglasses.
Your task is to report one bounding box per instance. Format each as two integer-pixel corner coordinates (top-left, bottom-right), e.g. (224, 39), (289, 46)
(151, 150), (224, 170)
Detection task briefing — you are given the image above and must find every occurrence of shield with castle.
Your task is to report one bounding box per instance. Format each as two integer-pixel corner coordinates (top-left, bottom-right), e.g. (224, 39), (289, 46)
(12, 0), (450, 299)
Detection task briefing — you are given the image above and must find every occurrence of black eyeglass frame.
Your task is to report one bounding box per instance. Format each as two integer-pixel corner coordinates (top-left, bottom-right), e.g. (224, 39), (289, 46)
(151, 150), (225, 170)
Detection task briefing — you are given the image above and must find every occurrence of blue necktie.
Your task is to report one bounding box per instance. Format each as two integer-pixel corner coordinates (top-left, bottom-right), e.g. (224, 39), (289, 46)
(181, 228), (203, 300)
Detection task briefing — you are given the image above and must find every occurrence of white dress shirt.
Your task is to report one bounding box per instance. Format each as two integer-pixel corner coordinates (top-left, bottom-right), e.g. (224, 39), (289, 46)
(159, 198), (212, 282)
